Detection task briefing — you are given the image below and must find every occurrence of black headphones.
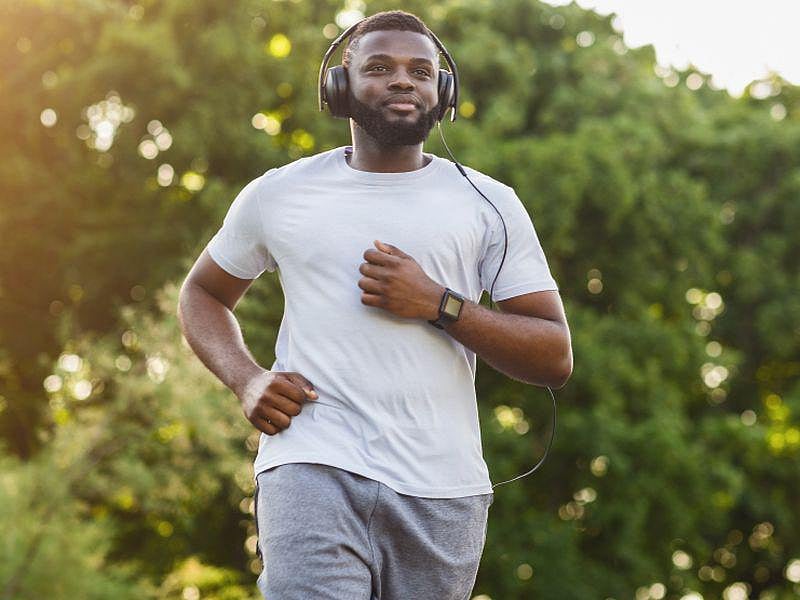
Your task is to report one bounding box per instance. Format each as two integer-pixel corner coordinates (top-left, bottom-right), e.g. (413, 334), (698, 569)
(316, 18), (558, 491)
(318, 19), (460, 123)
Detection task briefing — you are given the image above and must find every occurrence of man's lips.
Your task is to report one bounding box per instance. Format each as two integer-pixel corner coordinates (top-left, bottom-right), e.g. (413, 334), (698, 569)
(385, 102), (418, 112)
(383, 96), (420, 112)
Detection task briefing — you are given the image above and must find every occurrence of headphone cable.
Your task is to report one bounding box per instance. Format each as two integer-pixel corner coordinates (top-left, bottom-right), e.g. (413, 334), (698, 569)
(435, 121), (558, 489)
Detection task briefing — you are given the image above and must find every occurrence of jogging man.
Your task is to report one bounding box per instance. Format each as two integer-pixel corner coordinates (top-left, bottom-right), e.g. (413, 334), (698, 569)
(177, 10), (572, 599)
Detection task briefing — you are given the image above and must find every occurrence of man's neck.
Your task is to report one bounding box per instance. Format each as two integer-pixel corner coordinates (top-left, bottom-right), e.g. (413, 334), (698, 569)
(346, 131), (430, 173)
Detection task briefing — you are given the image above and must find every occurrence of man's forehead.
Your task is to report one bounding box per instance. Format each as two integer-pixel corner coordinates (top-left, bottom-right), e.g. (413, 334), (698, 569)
(352, 30), (439, 64)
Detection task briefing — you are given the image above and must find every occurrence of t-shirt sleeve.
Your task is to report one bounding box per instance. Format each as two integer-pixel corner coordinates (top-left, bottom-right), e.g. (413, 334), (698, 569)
(205, 172), (277, 279)
(478, 186), (559, 302)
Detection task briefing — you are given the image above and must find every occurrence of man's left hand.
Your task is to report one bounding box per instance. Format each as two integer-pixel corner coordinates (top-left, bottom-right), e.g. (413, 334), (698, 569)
(358, 240), (445, 321)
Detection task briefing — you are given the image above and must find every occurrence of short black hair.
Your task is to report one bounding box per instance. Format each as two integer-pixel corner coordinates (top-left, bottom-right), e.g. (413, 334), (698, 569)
(341, 10), (439, 69)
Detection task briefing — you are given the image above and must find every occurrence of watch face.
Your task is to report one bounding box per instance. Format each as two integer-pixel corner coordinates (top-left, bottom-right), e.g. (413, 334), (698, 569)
(443, 294), (463, 318)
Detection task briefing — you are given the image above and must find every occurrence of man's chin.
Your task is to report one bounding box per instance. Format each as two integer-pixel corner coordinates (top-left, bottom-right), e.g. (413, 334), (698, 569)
(375, 131), (430, 146)
(353, 122), (431, 146)
(370, 109), (419, 125)
(347, 94), (438, 143)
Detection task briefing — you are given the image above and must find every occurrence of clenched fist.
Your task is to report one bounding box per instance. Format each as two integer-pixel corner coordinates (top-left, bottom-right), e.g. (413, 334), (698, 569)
(238, 370), (318, 435)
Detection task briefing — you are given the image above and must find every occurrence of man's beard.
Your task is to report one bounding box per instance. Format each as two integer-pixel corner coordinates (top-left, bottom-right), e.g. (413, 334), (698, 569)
(347, 88), (440, 146)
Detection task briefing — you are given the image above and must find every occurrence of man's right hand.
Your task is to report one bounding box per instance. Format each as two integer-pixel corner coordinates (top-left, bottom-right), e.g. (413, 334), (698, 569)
(237, 370), (318, 435)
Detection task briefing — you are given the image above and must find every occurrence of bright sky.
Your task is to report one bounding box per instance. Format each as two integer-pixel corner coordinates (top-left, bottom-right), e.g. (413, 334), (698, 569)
(542, 0), (800, 96)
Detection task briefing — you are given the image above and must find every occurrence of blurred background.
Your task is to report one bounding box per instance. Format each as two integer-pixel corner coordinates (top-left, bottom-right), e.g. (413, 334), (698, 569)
(1, 0), (799, 598)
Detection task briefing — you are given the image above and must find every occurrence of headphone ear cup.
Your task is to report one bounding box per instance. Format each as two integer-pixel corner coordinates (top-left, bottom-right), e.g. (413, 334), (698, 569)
(323, 65), (351, 119)
(437, 69), (455, 121)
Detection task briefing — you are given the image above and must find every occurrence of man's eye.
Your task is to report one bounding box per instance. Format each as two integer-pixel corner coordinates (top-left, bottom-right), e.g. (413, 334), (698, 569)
(415, 69), (431, 77)
(370, 65), (388, 71)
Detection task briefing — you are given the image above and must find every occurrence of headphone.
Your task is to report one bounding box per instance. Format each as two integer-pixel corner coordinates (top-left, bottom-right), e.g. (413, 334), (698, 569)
(318, 19), (459, 123)
(318, 18), (557, 490)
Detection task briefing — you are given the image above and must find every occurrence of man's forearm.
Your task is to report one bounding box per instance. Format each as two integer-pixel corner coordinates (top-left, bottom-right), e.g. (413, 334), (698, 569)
(436, 290), (572, 389)
(176, 283), (266, 398)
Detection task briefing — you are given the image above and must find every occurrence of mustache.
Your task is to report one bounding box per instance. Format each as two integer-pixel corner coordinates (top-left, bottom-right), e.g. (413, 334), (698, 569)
(348, 91), (441, 119)
(383, 94), (422, 107)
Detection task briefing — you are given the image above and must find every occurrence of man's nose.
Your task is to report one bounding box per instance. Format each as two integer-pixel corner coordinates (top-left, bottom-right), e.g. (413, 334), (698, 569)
(388, 68), (415, 89)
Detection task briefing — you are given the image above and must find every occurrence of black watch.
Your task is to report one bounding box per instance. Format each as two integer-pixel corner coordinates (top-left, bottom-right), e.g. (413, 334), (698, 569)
(428, 288), (465, 329)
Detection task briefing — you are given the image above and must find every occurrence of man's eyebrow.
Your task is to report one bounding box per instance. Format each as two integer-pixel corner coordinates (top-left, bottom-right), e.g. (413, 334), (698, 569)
(362, 53), (436, 67)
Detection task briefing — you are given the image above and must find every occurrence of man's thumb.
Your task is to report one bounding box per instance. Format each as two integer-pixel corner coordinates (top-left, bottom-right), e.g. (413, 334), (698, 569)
(287, 372), (318, 400)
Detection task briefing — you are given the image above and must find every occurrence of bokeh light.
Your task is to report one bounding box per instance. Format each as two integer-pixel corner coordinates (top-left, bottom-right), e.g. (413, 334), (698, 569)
(673, 550), (693, 570)
(40, 108), (57, 127)
(267, 33), (291, 58)
(82, 92), (135, 151)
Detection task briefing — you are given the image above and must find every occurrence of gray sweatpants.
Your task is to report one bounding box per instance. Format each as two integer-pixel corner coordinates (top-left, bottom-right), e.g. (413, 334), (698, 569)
(254, 462), (494, 599)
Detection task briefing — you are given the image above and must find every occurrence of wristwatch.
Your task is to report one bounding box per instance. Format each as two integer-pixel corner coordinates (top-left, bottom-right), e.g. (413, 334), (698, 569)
(428, 287), (465, 329)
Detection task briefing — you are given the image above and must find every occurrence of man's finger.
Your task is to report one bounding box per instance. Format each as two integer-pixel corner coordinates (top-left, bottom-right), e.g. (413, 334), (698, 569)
(361, 292), (383, 307)
(263, 406), (291, 429)
(282, 373), (318, 400)
(363, 248), (394, 266)
(268, 392), (303, 416)
(375, 240), (406, 258)
(358, 276), (384, 294)
(257, 413), (278, 436)
(272, 376), (311, 403)
(359, 262), (386, 279)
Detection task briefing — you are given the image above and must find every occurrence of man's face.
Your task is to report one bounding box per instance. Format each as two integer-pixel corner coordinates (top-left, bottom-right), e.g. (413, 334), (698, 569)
(346, 30), (442, 146)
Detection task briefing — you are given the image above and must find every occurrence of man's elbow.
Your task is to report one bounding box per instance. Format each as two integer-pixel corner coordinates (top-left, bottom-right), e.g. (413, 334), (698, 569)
(552, 347), (573, 390)
(176, 283), (188, 319)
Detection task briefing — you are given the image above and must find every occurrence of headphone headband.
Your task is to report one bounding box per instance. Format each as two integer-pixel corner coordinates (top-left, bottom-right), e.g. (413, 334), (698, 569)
(317, 18), (459, 123)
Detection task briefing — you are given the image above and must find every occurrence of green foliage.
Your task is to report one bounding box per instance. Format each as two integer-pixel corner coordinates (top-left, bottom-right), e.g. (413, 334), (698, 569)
(0, 446), (147, 599)
(2, 0), (799, 598)
(157, 557), (259, 599)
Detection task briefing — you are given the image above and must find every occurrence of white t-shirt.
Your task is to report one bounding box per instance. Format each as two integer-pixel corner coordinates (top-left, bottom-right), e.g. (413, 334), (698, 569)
(205, 145), (558, 498)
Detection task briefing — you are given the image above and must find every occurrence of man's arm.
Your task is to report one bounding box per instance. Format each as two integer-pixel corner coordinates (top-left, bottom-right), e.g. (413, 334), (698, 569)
(358, 240), (572, 389)
(177, 249), (267, 398)
(436, 287), (573, 389)
(178, 249), (318, 436)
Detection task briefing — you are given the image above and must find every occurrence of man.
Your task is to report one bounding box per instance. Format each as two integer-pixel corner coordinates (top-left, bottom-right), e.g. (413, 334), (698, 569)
(177, 10), (572, 600)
